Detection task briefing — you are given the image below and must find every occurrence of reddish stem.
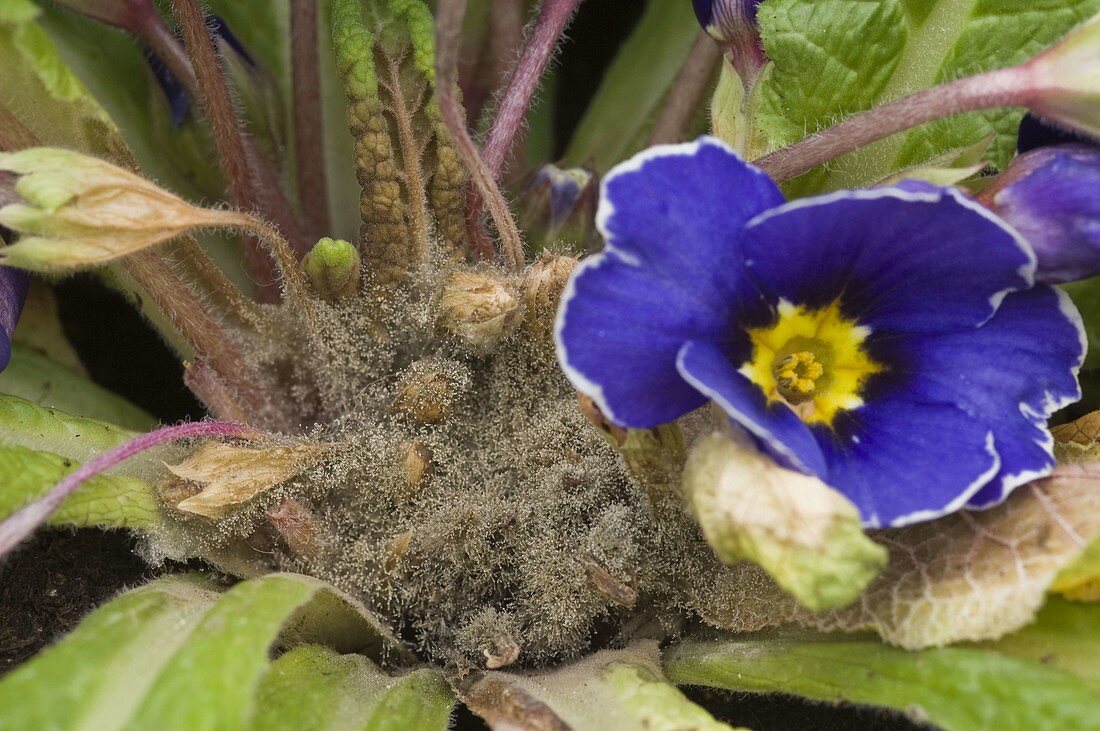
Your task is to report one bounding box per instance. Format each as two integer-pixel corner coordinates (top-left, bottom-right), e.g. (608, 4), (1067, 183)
(291, 0), (331, 239)
(481, 0), (585, 178)
(647, 31), (723, 146)
(0, 421), (256, 557)
(755, 66), (1036, 182)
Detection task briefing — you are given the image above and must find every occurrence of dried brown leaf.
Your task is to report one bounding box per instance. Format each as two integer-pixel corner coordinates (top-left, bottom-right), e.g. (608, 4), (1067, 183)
(170, 442), (326, 518)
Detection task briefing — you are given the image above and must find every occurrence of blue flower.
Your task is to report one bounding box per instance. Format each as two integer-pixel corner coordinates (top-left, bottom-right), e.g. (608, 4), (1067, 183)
(555, 138), (1085, 528)
(0, 256), (28, 372)
(980, 144), (1100, 284)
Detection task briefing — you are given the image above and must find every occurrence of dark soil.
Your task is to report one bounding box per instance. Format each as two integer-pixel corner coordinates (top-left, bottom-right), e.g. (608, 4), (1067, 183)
(0, 529), (153, 675)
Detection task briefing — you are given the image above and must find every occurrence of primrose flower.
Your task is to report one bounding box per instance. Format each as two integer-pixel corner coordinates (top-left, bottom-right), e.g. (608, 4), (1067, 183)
(979, 144), (1100, 284)
(555, 138), (1085, 528)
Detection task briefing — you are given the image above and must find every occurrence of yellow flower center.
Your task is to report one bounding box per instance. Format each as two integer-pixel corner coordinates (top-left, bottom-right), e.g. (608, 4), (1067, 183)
(740, 299), (883, 426)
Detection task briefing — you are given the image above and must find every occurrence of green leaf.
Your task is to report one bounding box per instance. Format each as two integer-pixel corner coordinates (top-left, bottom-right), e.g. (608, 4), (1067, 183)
(460, 641), (740, 731)
(0, 344), (156, 431)
(563, 1), (701, 171)
(251, 645), (454, 731)
(0, 393), (138, 460)
(0, 573), (408, 731)
(0, 443), (160, 529)
(664, 631), (1100, 731)
(753, 0), (1100, 194)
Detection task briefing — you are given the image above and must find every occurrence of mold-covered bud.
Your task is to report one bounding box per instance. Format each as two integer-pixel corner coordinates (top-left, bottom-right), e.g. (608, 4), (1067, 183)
(0, 148), (247, 272)
(265, 499), (318, 558)
(301, 237), (361, 302)
(977, 145), (1100, 283)
(392, 358), (469, 424)
(401, 441), (432, 488)
(517, 164), (598, 251)
(439, 269), (520, 349)
(522, 253), (577, 343)
(1026, 14), (1100, 140)
(692, 0), (766, 82)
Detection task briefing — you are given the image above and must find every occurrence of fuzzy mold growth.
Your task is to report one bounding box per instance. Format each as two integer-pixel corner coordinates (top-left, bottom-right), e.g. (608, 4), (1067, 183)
(137, 0), (745, 669)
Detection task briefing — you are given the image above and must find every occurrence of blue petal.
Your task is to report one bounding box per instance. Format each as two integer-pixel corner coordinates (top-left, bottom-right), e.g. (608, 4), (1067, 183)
(817, 395), (1000, 528)
(0, 265), (29, 371)
(676, 340), (827, 476)
(556, 138), (783, 427)
(873, 286), (1085, 509)
(741, 188), (1036, 335)
(992, 145), (1100, 283)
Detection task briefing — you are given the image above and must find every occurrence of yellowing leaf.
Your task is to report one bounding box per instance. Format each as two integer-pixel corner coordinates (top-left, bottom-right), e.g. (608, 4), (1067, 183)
(694, 464), (1100, 648)
(171, 442), (327, 519)
(682, 430), (886, 611)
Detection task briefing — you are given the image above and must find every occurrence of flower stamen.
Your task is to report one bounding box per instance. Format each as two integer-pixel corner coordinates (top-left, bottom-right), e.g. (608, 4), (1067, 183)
(774, 351), (823, 405)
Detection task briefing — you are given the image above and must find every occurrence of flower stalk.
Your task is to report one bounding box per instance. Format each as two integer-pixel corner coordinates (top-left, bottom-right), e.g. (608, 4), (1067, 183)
(291, 0), (332, 239)
(648, 31), (724, 146)
(755, 66), (1034, 181)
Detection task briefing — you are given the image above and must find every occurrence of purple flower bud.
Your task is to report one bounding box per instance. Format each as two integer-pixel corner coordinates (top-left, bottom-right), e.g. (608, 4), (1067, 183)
(691, 1), (767, 82)
(518, 164), (598, 251)
(980, 145), (1100, 284)
(0, 265), (29, 372)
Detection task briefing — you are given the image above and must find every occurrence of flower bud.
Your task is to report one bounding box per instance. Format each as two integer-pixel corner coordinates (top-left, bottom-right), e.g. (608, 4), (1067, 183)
(392, 358), (469, 425)
(1026, 14), (1100, 140)
(692, 0), (766, 82)
(401, 441), (432, 488)
(0, 148), (246, 272)
(522, 253), (577, 344)
(978, 144), (1100, 283)
(439, 269), (520, 350)
(0, 262), (28, 372)
(301, 237), (361, 302)
(517, 164), (598, 252)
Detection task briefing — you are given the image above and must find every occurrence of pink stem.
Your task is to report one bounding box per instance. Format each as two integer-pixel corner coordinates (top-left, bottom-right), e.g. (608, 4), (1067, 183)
(755, 66), (1036, 182)
(0, 421), (256, 557)
(481, 0), (585, 178)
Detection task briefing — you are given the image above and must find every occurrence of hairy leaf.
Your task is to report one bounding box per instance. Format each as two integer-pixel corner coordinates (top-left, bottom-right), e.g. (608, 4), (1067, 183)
(458, 641), (741, 731)
(0, 442), (159, 529)
(754, 0), (1100, 193)
(251, 645), (454, 731)
(0, 392), (137, 459)
(664, 625), (1100, 731)
(693, 465), (1100, 648)
(0, 573), (407, 731)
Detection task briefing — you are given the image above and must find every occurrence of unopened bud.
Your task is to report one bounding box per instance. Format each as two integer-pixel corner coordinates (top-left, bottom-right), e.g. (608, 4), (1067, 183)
(977, 145), (1100, 284)
(401, 441), (432, 488)
(522, 253), (577, 343)
(0, 148), (246, 272)
(517, 165), (598, 251)
(302, 237), (361, 301)
(439, 269), (520, 349)
(392, 358), (469, 424)
(1026, 14), (1100, 140)
(692, 0), (766, 83)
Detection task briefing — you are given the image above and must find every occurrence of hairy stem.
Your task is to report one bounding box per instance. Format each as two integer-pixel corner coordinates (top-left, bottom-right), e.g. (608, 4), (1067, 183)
(436, 0), (525, 270)
(0, 421), (256, 557)
(755, 66), (1035, 182)
(647, 31), (723, 146)
(383, 56), (431, 257)
(482, 0), (584, 177)
(291, 0), (331, 239)
(465, 0), (525, 123)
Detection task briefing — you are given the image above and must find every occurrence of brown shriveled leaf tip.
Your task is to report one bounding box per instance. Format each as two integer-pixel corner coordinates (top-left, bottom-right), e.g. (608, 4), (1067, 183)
(169, 442), (328, 518)
(1052, 410), (1100, 465)
(694, 463), (1100, 649)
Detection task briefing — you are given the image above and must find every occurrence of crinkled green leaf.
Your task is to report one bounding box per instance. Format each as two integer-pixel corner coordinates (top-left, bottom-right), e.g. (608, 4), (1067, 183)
(460, 641), (740, 731)
(754, 0), (1100, 194)
(664, 629), (1100, 731)
(0, 344), (156, 431)
(0, 573), (407, 731)
(0, 442), (159, 529)
(563, 1), (701, 171)
(251, 645), (453, 731)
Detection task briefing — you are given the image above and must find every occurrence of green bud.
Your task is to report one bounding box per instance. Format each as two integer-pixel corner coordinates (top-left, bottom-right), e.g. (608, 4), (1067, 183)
(1028, 13), (1100, 139)
(682, 429), (887, 611)
(301, 237), (361, 302)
